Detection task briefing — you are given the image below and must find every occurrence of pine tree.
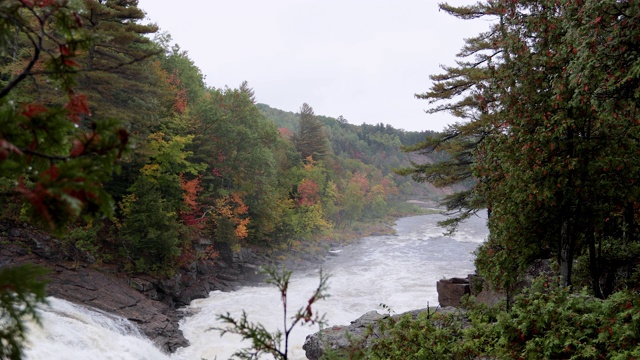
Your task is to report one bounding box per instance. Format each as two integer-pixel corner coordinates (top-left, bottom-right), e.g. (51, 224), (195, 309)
(396, 2), (502, 232)
(409, 0), (640, 297)
(293, 103), (330, 161)
(77, 0), (161, 136)
(462, 0), (640, 295)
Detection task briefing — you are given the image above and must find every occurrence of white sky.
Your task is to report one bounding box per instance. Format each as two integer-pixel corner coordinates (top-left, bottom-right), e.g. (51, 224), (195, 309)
(137, 1), (490, 132)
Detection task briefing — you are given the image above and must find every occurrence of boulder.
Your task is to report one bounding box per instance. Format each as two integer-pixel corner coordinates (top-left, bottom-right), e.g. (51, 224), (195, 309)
(436, 277), (470, 307)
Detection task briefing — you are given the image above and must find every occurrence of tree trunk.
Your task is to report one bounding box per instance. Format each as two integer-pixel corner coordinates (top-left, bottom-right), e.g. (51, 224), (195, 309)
(586, 212), (603, 298)
(559, 217), (575, 287)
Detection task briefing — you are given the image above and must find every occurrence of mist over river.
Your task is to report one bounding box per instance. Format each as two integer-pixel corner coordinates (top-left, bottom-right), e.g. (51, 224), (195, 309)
(24, 213), (488, 360)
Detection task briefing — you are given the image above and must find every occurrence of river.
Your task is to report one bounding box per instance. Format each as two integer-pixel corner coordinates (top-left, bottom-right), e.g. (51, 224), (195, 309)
(23, 213), (488, 360)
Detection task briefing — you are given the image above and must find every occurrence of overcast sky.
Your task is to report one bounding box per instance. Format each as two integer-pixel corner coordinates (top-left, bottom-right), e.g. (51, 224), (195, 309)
(137, 1), (489, 132)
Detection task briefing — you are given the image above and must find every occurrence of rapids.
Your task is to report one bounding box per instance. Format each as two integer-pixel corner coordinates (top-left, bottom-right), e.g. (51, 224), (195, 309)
(24, 213), (487, 360)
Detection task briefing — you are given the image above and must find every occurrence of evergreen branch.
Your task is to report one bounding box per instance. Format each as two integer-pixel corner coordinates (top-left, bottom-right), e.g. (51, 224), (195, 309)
(20, 148), (68, 161)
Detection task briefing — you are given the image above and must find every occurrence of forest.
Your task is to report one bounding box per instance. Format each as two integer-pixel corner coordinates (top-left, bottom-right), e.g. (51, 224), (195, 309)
(2, 0), (640, 359)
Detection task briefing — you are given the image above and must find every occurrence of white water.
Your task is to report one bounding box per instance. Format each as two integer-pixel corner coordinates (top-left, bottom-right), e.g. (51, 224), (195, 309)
(23, 213), (487, 360)
(23, 297), (171, 360)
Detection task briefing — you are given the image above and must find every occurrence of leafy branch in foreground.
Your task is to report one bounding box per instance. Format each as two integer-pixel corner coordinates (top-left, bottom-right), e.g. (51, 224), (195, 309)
(215, 266), (330, 360)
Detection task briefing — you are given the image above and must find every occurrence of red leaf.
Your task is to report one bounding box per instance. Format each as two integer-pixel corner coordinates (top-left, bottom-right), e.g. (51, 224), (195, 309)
(65, 94), (91, 124)
(59, 45), (72, 57)
(70, 140), (85, 157)
(16, 181), (53, 227)
(22, 104), (48, 118)
(63, 59), (79, 67)
(41, 165), (60, 181)
(73, 12), (83, 27)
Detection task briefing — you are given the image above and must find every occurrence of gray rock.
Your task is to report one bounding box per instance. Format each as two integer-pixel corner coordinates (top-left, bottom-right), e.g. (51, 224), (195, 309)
(436, 277), (471, 307)
(129, 277), (156, 292)
(303, 311), (385, 360)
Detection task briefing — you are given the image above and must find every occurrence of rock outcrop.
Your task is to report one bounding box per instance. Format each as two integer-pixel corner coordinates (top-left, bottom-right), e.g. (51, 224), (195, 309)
(0, 237), (189, 352)
(303, 307), (459, 360)
(303, 274), (511, 359)
(437, 259), (553, 309)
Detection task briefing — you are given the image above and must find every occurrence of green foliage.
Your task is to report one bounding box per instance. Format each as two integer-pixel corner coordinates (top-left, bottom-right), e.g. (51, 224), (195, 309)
(492, 277), (640, 359)
(75, 0), (161, 135)
(348, 277), (640, 360)
(406, 0), (640, 297)
(366, 310), (475, 360)
(63, 220), (102, 260)
(120, 176), (183, 275)
(0, 264), (48, 360)
(573, 235), (640, 298)
(215, 266), (329, 360)
(0, 1), (128, 232)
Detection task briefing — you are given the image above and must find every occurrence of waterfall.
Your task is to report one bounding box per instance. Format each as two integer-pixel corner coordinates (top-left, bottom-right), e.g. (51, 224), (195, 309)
(23, 297), (171, 360)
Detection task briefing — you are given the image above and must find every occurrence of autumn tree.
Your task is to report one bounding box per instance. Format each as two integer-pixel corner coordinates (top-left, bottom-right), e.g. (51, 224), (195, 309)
(119, 132), (204, 273)
(154, 37), (206, 114)
(190, 83), (285, 245)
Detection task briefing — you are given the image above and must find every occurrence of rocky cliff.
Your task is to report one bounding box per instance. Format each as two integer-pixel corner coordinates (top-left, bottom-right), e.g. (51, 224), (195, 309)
(0, 222), (266, 352)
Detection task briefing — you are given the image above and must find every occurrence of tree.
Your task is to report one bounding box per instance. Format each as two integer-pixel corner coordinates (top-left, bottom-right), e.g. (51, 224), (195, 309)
(343, 174), (367, 224)
(191, 84), (284, 243)
(216, 266), (329, 360)
(396, 1), (502, 232)
(0, 0), (128, 230)
(76, 0), (160, 134)
(292, 103), (330, 161)
(119, 132), (203, 273)
(405, 1), (640, 298)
